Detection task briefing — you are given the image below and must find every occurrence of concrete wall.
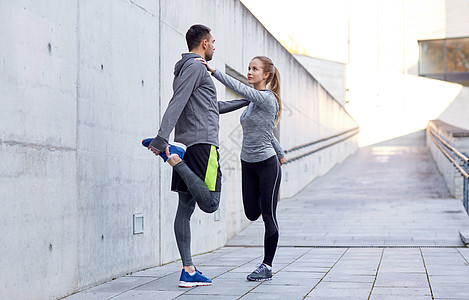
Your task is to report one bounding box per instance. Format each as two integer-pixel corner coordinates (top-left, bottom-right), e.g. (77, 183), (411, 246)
(1, 1), (161, 299)
(438, 87), (469, 131)
(0, 1), (358, 299)
(345, 0), (469, 146)
(1, 2), (79, 299)
(346, 71), (467, 147)
(293, 54), (346, 106)
(445, 0), (469, 38)
(76, 0), (161, 290)
(427, 120), (469, 200)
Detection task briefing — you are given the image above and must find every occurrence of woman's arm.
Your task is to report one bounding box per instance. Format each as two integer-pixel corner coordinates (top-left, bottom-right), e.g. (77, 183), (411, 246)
(218, 99), (249, 114)
(271, 135), (286, 165)
(195, 58), (274, 109)
(212, 70), (273, 109)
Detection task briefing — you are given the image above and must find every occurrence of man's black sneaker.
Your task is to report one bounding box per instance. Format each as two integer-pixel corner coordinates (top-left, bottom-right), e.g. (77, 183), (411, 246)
(246, 263), (272, 281)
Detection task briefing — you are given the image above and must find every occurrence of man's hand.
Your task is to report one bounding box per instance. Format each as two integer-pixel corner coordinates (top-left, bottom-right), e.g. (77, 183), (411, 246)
(148, 145), (171, 158)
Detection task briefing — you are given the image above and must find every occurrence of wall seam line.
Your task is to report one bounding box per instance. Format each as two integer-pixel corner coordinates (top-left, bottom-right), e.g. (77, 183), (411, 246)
(158, 0), (162, 266)
(75, 0), (81, 291)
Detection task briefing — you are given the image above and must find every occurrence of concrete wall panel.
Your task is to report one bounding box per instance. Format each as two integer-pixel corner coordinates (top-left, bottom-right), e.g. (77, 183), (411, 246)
(294, 55), (346, 106)
(156, 21), (186, 265)
(0, 0), (77, 147)
(76, 0), (160, 289)
(438, 87), (469, 131)
(445, 0), (469, 38)
(219, 87), (249, 240)
(0, 1), (78, 299)
(0, 146), (77, 300)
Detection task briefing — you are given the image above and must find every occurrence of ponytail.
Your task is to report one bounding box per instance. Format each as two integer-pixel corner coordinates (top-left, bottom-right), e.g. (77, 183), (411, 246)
(253, 56), (282, 126)
(270, 66), (281, 126)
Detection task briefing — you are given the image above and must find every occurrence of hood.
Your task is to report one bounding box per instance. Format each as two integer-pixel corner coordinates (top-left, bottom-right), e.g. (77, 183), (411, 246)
(174, 52), (202, 76)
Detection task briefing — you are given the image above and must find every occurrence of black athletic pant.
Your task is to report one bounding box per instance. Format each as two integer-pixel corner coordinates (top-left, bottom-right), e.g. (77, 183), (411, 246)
(241, 155), (281, 266)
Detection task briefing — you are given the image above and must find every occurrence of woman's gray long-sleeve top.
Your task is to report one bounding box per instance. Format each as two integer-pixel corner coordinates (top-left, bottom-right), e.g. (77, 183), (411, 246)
(212, 69), (285, 163)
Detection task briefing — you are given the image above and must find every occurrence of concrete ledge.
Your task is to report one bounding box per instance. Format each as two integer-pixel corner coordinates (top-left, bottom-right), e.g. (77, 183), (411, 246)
(427, 120), (469, 200)
(460, 228), (469, 247)
(430, 119), (469, 137)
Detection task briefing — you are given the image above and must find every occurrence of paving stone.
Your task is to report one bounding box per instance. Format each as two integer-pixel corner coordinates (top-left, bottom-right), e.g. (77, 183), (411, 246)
(425, 265), (469, 276)
(182, 278), (257, 297)
(431, 284), (469, 298)
(281, 265), (331, 273)
(111, 289), (183, 300)
(370, 287), (432, 298)
(428, 275), (469, 284)
(77, 276), (156, 295)
(305, 297), (365, 300)
(322, 274), (376, 283)
(267, 273), (323, 286)
(306, 287), (371, 298)
(134, 272), (186, 292)
(374, 272), (429, 288)
(177, 295), (238, 300)
(315, 281), (374, 289)
(213, 270), (251, 281)
(62, 291), (117, 300)
(248, 283), (313, 298)
(370, 287), (432, 300)
(128, 266), (179, 278)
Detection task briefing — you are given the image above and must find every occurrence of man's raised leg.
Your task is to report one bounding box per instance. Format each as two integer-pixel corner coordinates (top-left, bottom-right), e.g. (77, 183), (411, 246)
(169, 156), (220, 214)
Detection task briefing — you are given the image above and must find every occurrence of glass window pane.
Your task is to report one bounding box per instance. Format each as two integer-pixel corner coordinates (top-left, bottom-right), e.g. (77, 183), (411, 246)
(446, 38), (469, 73)
(420, 40), (445, 74)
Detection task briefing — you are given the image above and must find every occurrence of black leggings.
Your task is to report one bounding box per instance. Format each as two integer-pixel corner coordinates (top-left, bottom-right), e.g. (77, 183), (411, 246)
(241, 155), (281, 266)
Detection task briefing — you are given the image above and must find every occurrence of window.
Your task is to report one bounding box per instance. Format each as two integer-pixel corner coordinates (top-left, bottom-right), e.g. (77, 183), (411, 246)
(419, 37), (469, 86)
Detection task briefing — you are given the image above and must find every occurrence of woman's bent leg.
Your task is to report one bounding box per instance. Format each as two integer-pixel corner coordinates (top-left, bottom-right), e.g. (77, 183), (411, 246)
(241, 160), (261, 221)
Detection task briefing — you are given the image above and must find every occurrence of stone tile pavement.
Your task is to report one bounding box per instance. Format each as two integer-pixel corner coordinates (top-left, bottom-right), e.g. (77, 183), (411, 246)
(63, 134), (469, 299)
(63, 247), (469, 299)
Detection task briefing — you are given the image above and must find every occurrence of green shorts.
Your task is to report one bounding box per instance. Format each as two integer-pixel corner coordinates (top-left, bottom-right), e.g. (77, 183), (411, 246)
(171, 144), (222, 193)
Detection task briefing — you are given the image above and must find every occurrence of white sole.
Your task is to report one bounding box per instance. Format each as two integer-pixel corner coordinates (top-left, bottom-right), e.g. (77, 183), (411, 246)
(179, 281), (212, 288)
(171, 142), (187, 151)
(247, 277), (272, 282)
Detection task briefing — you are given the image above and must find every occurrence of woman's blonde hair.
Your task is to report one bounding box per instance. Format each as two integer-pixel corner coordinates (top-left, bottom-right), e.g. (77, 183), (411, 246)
(253, 56), (281, 125)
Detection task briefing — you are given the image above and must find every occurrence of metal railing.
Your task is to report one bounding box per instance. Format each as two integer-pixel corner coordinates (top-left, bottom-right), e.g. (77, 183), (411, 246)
(284, 127), (359, 164)
(428, 126), (469, 214)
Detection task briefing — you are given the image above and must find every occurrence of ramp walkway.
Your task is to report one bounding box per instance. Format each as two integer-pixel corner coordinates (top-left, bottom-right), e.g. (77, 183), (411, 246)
(64, 131), (469, 299)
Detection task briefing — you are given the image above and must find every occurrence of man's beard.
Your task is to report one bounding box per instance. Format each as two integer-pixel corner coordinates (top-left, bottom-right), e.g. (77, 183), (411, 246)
(205, 52), (213, 61)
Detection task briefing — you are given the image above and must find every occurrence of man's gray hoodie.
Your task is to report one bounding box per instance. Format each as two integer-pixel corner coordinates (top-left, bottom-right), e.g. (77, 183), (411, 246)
(150, 53), (219, 151)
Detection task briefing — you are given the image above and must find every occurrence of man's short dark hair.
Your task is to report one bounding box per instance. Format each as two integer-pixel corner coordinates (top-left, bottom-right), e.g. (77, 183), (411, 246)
(186, 24), (211, 51)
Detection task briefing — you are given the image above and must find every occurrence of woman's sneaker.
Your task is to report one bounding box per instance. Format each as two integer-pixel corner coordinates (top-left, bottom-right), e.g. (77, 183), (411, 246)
(179, 268), (212, 288)
(246, 263), (272, 281)
(142, 138), (186, 162)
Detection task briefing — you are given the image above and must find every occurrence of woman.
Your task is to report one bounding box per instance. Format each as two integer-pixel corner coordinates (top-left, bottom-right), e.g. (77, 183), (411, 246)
(199, 56), (287, 281)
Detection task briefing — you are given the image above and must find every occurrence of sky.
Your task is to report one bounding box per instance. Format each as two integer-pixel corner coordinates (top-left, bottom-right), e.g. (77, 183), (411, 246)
(240, 0), (349, 63)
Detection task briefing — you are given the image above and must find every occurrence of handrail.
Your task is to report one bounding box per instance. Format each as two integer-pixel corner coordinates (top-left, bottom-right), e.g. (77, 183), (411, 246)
(429, 130), (469, 179)
(284, 127), (360, 154)
(284, 129), (359, 164)
(428, 125), (469, 216)
(429, 127), (469, 164)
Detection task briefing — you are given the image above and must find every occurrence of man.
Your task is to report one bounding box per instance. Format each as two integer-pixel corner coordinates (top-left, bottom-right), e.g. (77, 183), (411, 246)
(148, 24), (247, 287)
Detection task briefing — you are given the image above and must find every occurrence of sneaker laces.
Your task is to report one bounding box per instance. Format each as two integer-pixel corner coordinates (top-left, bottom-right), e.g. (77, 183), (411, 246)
(252, 264), (267, 274)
